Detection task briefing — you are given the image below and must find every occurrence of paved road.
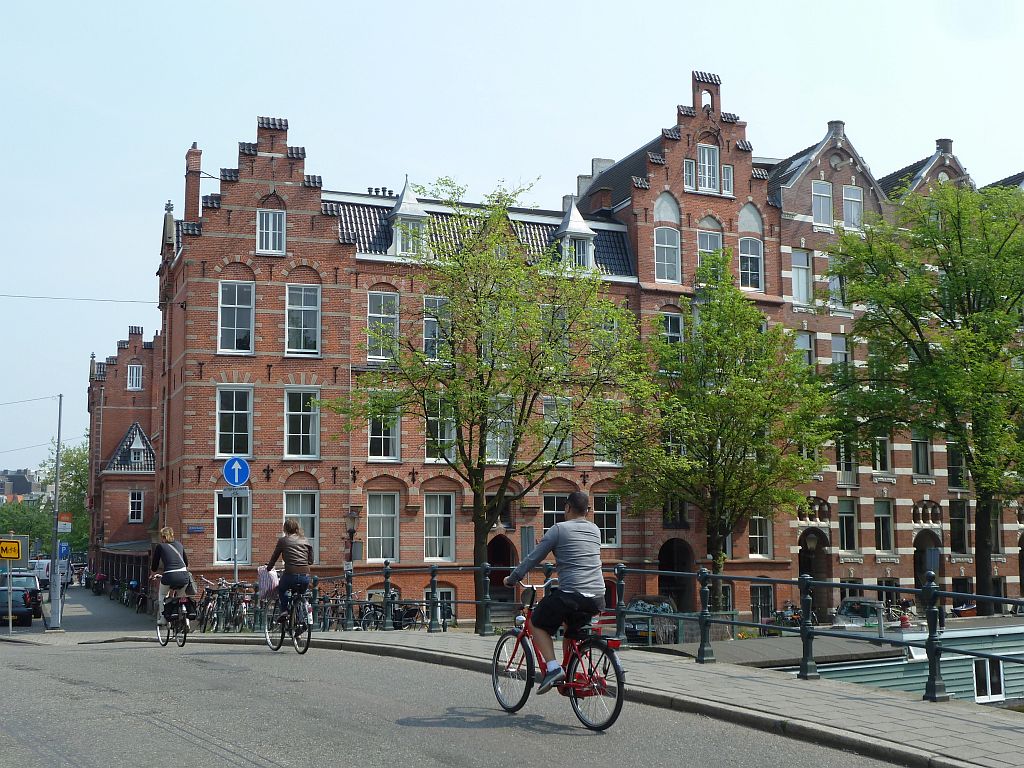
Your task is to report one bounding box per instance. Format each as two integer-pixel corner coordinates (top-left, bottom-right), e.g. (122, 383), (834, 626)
(1, 640), (897, 768)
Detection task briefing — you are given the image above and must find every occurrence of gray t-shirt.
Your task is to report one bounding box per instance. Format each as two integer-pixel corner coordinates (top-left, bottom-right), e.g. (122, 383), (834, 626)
(509, 517), (605, 597)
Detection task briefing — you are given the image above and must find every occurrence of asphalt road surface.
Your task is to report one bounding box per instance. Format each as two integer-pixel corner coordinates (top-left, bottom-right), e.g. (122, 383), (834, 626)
(2, 640), (900, 768)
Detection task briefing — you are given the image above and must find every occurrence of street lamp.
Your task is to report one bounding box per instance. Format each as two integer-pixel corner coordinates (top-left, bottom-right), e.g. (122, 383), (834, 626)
(346, 509), (360, 563)
(805, 531), (818, 552)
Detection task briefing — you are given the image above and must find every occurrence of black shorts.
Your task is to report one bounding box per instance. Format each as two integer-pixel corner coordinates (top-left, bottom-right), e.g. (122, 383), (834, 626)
(161, 571), (189, 589)
(531, 590), (605, 635)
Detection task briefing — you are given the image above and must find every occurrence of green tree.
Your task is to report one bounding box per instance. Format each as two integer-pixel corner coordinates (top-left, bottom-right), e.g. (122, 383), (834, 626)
(832, 184), (1024, 614)
(617, 251), (833, 608)
(39, 436), (90, 552)
(322, 179), (650, 632)
(0, 500), (50, 551)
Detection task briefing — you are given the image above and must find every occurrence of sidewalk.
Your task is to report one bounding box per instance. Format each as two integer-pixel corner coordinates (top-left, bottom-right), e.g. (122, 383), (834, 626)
(8, 588), (1022, 768)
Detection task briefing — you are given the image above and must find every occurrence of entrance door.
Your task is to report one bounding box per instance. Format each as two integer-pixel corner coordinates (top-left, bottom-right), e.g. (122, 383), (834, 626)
(657, 538), (695, 612)
(798, 527), (833, 619)
(487, 535), (516, 603)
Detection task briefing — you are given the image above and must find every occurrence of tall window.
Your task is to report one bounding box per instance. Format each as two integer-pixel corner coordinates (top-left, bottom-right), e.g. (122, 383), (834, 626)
(872, 436), (891, 473)
(655, 227), (681, 282)
(873, 500), (893, 552)
(397, 219), (424, 256)
(543, 397), (572, 465)
(836, 437), (856, 486)
(257, 209), (285, 254)
(425, 397), (456, 462)
(423, 296), (449, 360)
(424, 493), (455, 560)
(992, 508), (1003, 554)
(721, 165), (734, 196)
(127, 364), (143, 391)
(367, 291), (399, 361)
(285, 491), (319, 563)
(129, 490), (143, 523)
(570, 237), (591, 269)
(285, 390), (319, 458)
(828, 254), (848, 308)
(748, 514), (771, 557)
(751, 585), (774, 624)
(593, 495), (620, 546)
(975, 659), (1005, 703)
(838, 498), (857, 551)
(947, 438), (966, 488)
(831, 334), (849, 367)
(216, 388), (251, 457)
(739, 238), (763, 290)
(219, 281), (255, 353)
(594, 401), (622, 466)
(842, 185), (863, 228)
(697, 144), (719, 192)
(367, 492), (398, 561)
(697, 226), (723, 265)
(486, 397), (513, 463)
(812, 181), (833, 226)
(949, 500), (969, 554)
(215, 492), (250, 564)
(796, 331), (814, 366)
(791, 250), (813, 305)
(661, 313), (683, 345)
(286, 285), (320, 355)
(368, 409), (400, 460)
(683, 159), (696, 190)
(911, 430), (931, 475)
(543, 493), (570, 531)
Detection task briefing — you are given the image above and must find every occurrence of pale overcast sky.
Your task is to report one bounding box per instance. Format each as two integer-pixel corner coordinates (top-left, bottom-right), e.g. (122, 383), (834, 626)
(1, 0), (1021, 471)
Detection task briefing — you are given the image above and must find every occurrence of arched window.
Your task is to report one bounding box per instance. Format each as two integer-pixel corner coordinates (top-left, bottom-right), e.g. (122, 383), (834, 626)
(697, 216), (722, 264)
(654, 227), (680, 283)
(738, 203), (763, 235)
(654, 192), (680, 224)
(739, 238), (763, 290)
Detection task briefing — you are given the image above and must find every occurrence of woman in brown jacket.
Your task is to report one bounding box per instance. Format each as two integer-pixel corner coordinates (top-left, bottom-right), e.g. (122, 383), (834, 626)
(266, 518), (313, 622)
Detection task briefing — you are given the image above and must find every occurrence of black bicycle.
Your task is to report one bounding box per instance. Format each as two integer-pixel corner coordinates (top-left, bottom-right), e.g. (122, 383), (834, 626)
(264, 586), (312, 654)
(153, 576), (192, 648)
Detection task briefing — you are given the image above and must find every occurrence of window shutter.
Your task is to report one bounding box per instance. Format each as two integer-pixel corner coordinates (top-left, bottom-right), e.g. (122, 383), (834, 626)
(520, 526), (535, 560)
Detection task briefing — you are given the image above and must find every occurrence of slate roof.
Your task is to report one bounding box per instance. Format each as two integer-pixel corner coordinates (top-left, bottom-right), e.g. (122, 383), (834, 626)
(103, 422), (156, 474)
(984, 171), (1024, 189)
(767, 142), (820, 207)
(878, 157), (930, 197)
(583, 136), (660, 209)
(257, 117), (288, 130)
(221, 168), (239, 182)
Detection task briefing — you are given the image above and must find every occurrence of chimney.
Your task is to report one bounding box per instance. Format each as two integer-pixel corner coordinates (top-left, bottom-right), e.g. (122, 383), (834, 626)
(936, 138), (953, 155)
(184, 142), (202, 223)
(827, 120), (845, 138)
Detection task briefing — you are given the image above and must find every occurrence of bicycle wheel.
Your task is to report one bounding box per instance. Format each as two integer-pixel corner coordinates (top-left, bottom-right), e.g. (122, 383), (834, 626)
(566, 638), (625, 731)
(156, 618), (170, 646)
(492, 629), (534, 713)
(264, 604), (285, 651)
(198, 601), (213, 633)
(360, 607), (382, 631)
(292, 598), (312, 655)
(175, 617), (189, 647)
(409, 607), (426, 630)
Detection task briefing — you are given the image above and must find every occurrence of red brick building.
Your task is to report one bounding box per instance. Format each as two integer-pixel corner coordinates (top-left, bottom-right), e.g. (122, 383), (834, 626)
(89, 71), (1019, 620)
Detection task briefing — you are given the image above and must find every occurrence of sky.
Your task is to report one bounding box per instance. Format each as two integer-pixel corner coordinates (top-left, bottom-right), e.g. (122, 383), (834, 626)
(1, 0), (1022, 472)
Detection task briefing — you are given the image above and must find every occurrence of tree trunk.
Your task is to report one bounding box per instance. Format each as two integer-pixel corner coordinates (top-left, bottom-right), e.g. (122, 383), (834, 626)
(974, 491), (995, 617)
(473, 522), (490, 634)
(708, 534), (725, 612)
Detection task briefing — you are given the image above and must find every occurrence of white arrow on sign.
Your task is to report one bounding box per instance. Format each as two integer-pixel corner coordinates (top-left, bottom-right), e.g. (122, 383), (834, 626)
(229, 460), (242, 483)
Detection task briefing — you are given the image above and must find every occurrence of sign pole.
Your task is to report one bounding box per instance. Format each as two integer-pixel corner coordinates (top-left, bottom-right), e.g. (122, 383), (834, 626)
(48, 394), (64, 631)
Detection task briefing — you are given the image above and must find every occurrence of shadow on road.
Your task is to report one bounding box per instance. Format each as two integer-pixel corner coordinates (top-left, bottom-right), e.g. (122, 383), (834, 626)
(396, 705), (587, 735)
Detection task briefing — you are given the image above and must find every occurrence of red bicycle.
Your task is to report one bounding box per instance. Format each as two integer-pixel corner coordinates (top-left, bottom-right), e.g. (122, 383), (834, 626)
(491, 579), (625, 730)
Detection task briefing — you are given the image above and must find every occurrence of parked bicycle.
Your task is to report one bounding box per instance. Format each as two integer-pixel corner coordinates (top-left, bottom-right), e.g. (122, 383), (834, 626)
(492, 578), (625, 731)
(264, 581), (313, 654)
(359, 591), (426, 631)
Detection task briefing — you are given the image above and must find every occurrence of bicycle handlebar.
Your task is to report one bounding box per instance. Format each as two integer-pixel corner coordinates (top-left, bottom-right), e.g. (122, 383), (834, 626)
(516, 577), (558, 590)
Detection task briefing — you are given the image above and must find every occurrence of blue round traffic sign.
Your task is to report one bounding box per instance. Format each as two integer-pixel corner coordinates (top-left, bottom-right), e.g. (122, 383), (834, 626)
(223, 457), (251, 487)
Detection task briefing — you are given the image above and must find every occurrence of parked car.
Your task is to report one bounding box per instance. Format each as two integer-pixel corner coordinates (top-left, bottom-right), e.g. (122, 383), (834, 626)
(623, 595), (678, 644)
(0, 585), (33, 626)
(831, 597), (887, 628)
(1, 571), (42, 618)
(29, 558), (71, 591)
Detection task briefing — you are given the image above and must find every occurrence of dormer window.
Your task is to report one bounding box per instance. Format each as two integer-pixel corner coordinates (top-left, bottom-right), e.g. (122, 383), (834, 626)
(257, 209), (285, 254)
(569, 237), (591, 269)
(131, 449), (143, 464)
(396, 219), (425, 256)
(697, 145), (719, 192)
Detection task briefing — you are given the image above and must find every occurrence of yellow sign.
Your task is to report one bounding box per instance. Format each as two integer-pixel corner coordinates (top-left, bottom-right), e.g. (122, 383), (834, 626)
(0, 539), (21, 560)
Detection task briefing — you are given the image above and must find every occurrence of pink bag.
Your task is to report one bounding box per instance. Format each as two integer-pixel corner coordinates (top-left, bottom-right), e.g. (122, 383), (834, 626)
(257, 565), (279, 599)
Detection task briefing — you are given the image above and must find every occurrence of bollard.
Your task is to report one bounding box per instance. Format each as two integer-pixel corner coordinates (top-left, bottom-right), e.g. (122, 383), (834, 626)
(614, 563), (627, 641)
(382, 560), (394, 631)
(797, 574), (819, 680)
(922, 571), (950, 702)
(343, 569), (354, 631)
(696, 568), (715, 664)
(311, 575), (320, 630)
(428, 564), (440, 633)
(480, 562), (493, 637)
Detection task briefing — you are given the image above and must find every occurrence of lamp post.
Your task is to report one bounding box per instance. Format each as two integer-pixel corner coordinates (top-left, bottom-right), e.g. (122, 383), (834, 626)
(346, 509), (359, 563)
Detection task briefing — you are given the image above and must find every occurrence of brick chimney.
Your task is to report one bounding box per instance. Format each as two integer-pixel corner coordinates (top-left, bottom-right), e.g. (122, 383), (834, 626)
(936, 138), (953, 154)
(184, 142), (202, 223)
(828, 120), (845, 139)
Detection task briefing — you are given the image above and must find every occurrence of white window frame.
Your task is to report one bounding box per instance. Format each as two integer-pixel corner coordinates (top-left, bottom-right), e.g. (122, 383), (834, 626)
(832, 334), (849, 366)
(872, 436), (892, 473)
(697, 144), (719, 192)
(911, 430), (931, 476)
(543, 396), (572, 466)
(697, 229), (723, 265)
(661, 312), (683, 345)
(738, 237), (763, 290)
(542, 493), (570, 532)
(257, 209), (285, 255)
(842, 185), (863, 229)
(593, 494), (621, 547)
(423, 295), (449, 361)
(396, 219), (425, 256)
(284, 491), (319, 564)
(569, 237), (591, 269)
(683, 159), (696, 190)
(975, 658), (1005, 703)
(425, 396), (456, 463)
(368, 409), (401, 461)
(126, 364), (143, 391)
(131, 449), (143, 465)
(216, 386), (252, 458)
(285, 284), (321, 356)
(426, 586), (456, 623)
(214, 491), (251, 565)
(812, 181), (833, 227)
(486, 396), (513, 464)
(366, 492), (399, 562)
(838, 498), (857, 551)
(594, 400), (622, 466)
(721, 164), (734, 196)
(218, 280), (256, 354)
(873, 499), (893, 553)
(129, 490), (143, 523)
(424, 492), (455, 561)
(367, 291), (399, 361)
(748, 514), (772, 557)
(792, 250), (813, 305)
(654, 227), (681, 283)
(284, 389), (320, 459)
(796, 331), (814, 366)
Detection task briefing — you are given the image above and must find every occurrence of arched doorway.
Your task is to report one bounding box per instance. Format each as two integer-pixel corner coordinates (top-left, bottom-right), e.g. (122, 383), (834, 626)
(913, 529), (943, 591)
(657, 538), (695, 612)
(487, 535), (517, 603)
(798, 527), (833, 620)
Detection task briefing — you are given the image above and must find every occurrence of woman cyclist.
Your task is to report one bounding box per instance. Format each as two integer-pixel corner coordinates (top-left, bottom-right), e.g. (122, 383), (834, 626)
(266, 518), (313, 623)
(151, 526), (191, 626)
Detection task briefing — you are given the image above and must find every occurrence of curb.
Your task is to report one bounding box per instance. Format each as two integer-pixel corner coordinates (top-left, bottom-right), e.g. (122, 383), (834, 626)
(82, 632), (977, 768)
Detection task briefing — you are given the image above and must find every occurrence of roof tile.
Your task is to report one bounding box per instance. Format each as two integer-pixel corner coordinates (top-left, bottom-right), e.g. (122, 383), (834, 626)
(985, 171), (1024, 189)
(631, 175), (650, 189)
(693, 71), (721, 85)
(752, 168), (770, 180)
(303, 175), (322, 188)
(736, 139), (753, 152)
(647, 151), (665, 165)
(202, 193), (221, 210)
(662, 127), (681, 140)
(721, 112), (739, 123)
(878, 157), (929, 197)
(257, 117), (288, 130)
(220, 168), (239, 182)
(239, 142), (257, 156)
(287, 146), (306, 159)
(677, 105), (696, 117)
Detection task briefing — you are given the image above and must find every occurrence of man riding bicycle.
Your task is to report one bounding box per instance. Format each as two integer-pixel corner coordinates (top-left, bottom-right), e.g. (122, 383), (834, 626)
(151, 526), (191, 626)
(504, 491), (605, 694)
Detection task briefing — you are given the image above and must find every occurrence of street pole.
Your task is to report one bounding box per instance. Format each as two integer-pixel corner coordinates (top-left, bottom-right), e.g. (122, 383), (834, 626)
(48, 393), (63, 630)
(232, 497), (238, 583)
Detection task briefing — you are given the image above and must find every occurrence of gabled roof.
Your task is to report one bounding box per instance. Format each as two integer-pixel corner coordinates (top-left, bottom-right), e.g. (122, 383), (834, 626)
(103, 422), (155, 474)
(389, 176), (429, 220)
(553, 198), (597, 239)
(985, 171), (1024, 189)
(878, 157), (930, 197)
(767, 142), (821, 207)
(583, 136), (661, 209)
